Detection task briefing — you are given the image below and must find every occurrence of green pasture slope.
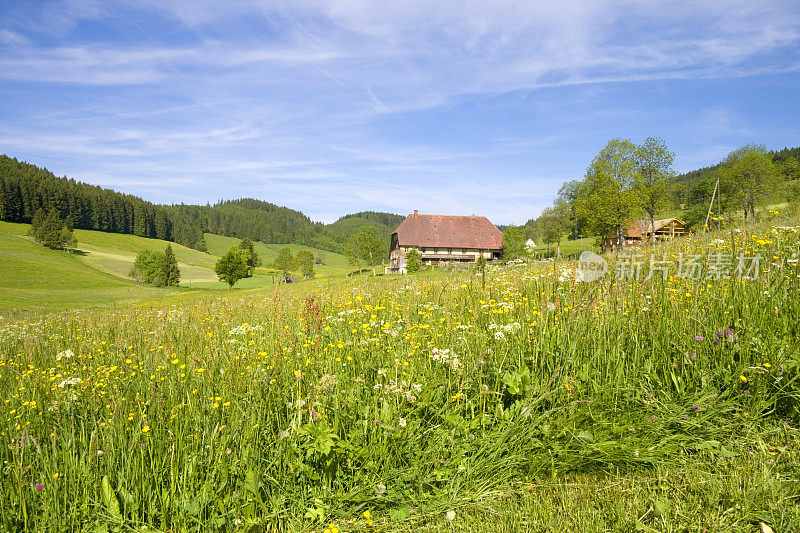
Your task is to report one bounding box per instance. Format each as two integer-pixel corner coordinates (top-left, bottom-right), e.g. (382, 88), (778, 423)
(203, 233), (353, 277)
(0, 223), (356, 316)
(0, 222), (167, 317)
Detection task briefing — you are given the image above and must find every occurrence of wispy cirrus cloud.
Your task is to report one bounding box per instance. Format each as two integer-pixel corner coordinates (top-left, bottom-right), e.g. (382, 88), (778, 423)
(0, 0), (798, 223)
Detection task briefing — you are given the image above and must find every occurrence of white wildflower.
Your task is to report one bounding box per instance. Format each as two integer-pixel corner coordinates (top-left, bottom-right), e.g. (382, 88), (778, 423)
(58, 376), (81, 388)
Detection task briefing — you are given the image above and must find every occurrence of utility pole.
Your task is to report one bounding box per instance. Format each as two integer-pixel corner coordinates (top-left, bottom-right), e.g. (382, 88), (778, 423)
(703, 176), (720, 234)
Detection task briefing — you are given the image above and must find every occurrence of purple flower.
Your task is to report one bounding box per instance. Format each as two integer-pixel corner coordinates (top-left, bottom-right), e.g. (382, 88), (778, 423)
(692, 405), (700, 411)
(695, 335), (704, 341)
(716, 331), (724, 337)
(690, 352), (697, 359)
(713, 338), (720, 344)
(647, 415), (656, 422)
(725, 328), (736, 341)
(34, 483), (44, 491)
(312, 411), (319, 420)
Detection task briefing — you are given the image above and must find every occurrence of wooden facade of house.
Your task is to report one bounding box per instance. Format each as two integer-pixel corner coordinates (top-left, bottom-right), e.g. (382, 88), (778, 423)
(387, 211), (503, 273)
(604, 218), (691, 251)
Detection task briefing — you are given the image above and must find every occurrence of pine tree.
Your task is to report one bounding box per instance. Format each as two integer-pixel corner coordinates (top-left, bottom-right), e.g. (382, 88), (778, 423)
(161, 245), (181, 287)
(238, 237), (262, 276)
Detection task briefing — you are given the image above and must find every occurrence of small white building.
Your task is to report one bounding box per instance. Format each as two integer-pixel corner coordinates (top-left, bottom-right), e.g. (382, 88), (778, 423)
(525, 238), (536, 250)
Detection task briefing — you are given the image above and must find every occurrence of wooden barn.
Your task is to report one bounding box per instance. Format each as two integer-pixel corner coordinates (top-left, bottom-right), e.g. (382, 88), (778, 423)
(387, 211), (503, 273)
(604, 218), (691, 251)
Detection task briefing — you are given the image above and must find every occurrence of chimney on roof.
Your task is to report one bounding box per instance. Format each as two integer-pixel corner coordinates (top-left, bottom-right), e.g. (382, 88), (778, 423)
(413, 210), (418, 219)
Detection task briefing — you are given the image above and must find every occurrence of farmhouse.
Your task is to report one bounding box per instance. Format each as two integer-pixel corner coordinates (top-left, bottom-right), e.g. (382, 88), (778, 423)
(604, 217), (691, 251)
(387, 211), (503, 273)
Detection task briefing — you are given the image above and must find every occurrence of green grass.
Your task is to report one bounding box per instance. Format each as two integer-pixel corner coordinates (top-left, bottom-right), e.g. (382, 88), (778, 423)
(203, 234), (353, 277)
(530, 235), (598, 257)
(1, 212), (798, 531)
(0, 222), (363, 316)
(0, 222), (170, 318)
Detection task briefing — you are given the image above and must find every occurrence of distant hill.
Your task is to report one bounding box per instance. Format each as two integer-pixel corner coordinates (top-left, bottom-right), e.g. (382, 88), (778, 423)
(0, 155), (402, 253)
(326, 211), (406, 247)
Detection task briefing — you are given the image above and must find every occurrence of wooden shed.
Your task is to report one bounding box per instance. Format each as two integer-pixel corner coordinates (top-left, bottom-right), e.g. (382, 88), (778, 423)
(604, 218), (691, 251)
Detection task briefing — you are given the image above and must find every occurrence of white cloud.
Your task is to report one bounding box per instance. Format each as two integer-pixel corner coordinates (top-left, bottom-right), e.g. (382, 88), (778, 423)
(1, 0), (799, 223)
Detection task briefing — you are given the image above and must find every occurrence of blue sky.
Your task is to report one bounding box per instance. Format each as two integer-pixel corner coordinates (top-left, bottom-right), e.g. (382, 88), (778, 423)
(1, 1), (798, 224)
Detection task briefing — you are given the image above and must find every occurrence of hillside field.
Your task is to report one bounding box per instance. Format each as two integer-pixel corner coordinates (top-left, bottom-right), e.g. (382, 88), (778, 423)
(0, 223), (354, 316)
(0, 222), (169, 318)
(0, 214), (798, 530)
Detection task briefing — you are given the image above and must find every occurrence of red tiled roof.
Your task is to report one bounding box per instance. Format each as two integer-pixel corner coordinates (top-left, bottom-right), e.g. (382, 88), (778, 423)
(393, 213), (503, 250)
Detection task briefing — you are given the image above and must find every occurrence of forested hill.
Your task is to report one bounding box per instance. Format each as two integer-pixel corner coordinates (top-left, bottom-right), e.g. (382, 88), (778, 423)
(669, 145), (800, 218)
(0, 155), (403, 252)
(673, 146), (800, 188)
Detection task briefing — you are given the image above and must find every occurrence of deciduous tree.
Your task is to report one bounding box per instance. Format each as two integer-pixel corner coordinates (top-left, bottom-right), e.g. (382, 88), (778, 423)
(719, 145), (780, 223)
(576, 138), (639, 249)
(346, 225), (387, 275)
(295, 250), (315, 278)
(502, 227), (525, 262)
(132, 249), (165, 284)
(634, 137), (675, 244)
(405, 248), (421, 273)
(215, 246), (251, 289)
(273, 248), (295, 277)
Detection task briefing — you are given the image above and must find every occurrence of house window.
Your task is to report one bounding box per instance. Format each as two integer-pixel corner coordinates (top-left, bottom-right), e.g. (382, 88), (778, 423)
(448, 248), (452, 253)
(421, 247), (426, 253)
(462, 248), (466, 253)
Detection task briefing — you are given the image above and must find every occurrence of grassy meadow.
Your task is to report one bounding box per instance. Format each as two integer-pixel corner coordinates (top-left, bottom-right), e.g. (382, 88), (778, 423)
(0, 214), (799, 531)
(0, 222), (170, 318)
(0, 223), (355, 318)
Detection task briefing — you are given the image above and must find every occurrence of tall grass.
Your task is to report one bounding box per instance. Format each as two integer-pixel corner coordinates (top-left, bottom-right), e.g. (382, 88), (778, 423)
(1, 215), (798, 531)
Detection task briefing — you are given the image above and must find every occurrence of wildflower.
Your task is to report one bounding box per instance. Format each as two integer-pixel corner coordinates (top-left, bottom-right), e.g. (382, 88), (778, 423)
(695, 335), (704, 341)
(34, 483), (44, 491)
(764, 363), (771, 369)
(739, 375), (747, 383)
(399, 418), (407, 428)
(52, 473), (59, 479)
(375, 483), (386, 495)
(56, 349), (74, 361)
(142, 425), (150, 433)
(692, 405), (700, 411)
(446, 510), (456, 521)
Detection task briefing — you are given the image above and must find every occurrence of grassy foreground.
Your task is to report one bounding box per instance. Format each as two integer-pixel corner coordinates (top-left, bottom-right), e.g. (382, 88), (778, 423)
(0, 217), (799, 531)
